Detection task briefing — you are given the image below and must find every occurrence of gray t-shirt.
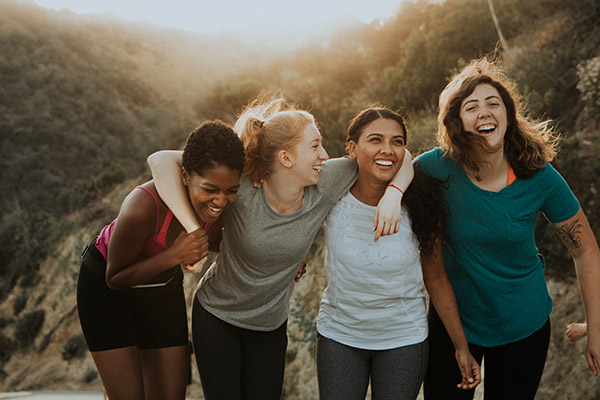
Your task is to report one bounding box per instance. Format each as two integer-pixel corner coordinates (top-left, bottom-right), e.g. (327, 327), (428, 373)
(197, 157), (358, 330)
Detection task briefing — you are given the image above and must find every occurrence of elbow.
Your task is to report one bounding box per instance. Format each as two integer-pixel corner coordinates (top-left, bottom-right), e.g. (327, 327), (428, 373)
(147, 151), (162, 169)
(105, 277), (122, 291)
(105, 271), (127, 291)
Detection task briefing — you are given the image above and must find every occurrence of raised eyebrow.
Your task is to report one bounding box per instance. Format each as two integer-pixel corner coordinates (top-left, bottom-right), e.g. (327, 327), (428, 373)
(462, 99), (478, 108)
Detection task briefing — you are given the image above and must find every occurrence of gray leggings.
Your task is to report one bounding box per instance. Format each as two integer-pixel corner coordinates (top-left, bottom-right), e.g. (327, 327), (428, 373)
(317, 334), (428, 400)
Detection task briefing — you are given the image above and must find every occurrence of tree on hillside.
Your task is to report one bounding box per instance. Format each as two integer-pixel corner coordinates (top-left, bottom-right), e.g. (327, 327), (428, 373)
(487, 0), (510, 52)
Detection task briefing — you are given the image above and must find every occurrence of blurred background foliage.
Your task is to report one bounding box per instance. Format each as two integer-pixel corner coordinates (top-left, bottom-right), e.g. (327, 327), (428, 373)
(1, 0), (599, 301)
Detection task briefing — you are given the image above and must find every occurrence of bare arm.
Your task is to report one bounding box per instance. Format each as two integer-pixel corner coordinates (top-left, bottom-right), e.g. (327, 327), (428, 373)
(373, 148), (414, 241)
(105, 187), (209, 290)
(147, 150), (208, 272)
(554, 207), (600, 376)
(422, 237), (481, 390)
(147, 150), (200, 232)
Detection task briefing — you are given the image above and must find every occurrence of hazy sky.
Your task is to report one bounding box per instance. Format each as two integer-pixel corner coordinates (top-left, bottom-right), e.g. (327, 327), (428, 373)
(33, 0), (404, 38)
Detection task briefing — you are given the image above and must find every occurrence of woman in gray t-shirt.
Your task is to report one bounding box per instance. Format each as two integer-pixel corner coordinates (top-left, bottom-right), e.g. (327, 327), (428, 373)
(148, 97), (411, 399)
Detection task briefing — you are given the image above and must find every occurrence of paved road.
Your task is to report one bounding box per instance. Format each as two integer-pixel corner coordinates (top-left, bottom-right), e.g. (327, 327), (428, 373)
(0, 392), (104, 399)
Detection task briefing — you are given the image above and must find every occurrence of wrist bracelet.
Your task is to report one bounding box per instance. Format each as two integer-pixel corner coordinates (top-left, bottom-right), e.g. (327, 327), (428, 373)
(388, 184), (404, 195)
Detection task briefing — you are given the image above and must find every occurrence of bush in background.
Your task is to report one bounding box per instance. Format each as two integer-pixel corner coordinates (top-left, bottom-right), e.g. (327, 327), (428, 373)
(13, 309), (45, 348)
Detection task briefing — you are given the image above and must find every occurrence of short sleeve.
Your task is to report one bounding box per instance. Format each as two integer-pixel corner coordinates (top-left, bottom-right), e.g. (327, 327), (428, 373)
(415, 148), (450, 180)
(541, 164), (580, 223)
(318, 157), (358, 203)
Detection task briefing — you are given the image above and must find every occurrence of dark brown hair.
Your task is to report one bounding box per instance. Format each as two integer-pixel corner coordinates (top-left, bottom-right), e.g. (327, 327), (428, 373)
(346, 106), (407, 149)
(438, 58), (558, 179)
(347, 106), (445, 256)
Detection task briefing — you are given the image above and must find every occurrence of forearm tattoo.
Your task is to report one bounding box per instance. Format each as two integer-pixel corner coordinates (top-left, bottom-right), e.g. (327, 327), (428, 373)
(557, 219), (583, 249)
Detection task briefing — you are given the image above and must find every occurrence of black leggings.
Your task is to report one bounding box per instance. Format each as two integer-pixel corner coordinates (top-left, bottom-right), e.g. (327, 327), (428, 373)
(191, 297), (288, 400)
(424, 308), (551, 400)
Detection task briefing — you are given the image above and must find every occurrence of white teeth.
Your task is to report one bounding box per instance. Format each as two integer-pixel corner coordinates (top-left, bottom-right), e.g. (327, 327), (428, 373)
(313, 166), (322, 172)
(208, 206), (222, 213)
(375, 160), (393, 166)
(477, 124), (495, 133)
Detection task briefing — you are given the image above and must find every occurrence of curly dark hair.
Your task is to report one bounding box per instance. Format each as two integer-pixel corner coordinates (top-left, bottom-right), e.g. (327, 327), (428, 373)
(403, 166), (447, 258)
(182, 120), (245, 177)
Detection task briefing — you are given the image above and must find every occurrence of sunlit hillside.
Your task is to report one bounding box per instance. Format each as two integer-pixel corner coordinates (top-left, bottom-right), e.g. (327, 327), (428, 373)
(0, 0), (274, 296)
(1, 0), (599, 398)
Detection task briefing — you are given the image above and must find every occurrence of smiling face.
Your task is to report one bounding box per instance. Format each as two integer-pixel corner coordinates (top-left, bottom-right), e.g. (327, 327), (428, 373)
(290, 123), (329, 186)
(459, 83), (508, 151)
(348, 118), (406, 185)
(183, 165), (241, 224)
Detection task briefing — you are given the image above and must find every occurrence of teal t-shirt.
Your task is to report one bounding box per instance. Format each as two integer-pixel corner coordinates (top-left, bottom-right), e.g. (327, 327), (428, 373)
(417, 148), (580, 346)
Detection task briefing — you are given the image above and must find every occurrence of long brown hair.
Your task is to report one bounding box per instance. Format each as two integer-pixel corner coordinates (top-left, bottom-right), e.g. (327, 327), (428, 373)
(438, 58), (558, 179)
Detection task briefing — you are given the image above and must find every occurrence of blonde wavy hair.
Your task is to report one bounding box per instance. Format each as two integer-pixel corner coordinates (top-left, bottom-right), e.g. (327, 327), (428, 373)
(234, 96), (315, 183)
(437, 58), (558, 179)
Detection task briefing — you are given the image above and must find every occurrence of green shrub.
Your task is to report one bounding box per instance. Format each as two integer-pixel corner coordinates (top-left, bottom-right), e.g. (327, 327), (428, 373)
(61, 333), (87, 360)
(0, 317), (12, 329)
(577, 56), (600, 111)
(18, 272), (36, 287)
(13, 309), (45, 348)
(83, 369), (98, 383)
(0, 333), (16, 363)
(12, 295), (27, 315)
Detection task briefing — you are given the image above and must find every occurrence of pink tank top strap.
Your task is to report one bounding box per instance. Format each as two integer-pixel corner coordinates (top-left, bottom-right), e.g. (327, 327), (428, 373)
(136, 186), (160, 237)
(155, 210), (174, 247)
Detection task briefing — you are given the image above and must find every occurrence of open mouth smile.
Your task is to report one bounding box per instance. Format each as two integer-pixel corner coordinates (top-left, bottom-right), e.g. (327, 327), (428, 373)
(375, 160), (393, 167)
(206, 205), (223, 216)
(476, 124), (496, 134)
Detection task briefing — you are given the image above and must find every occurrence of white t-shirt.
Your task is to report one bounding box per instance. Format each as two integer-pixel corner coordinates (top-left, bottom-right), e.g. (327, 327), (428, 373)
(317, 191), (428, 350)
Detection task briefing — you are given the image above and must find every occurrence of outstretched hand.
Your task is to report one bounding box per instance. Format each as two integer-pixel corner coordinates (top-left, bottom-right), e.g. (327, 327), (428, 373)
(566, 322), (587, 342)
(455, 349), (481, 390)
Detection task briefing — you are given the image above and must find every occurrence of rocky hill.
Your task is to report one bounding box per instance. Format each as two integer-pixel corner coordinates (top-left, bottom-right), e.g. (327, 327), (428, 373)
(1, 203), (598, 399)
(1, 0), (599, 398)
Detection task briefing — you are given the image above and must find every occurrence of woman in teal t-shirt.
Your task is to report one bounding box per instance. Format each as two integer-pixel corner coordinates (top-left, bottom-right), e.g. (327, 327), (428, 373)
(413, 58), (600, 399)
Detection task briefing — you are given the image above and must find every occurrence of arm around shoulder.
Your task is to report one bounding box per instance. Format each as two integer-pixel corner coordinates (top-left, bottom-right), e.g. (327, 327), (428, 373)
(373, 148), (414, 241)
(147, 150), (201, 233)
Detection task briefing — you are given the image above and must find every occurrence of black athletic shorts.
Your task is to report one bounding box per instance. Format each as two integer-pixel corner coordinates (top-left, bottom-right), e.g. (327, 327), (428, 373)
(76, 241), (188, 352)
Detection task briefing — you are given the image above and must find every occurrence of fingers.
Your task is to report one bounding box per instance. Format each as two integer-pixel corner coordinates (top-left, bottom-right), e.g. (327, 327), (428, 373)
(373, 220), (401, 242)
(587, 351), (599, 377)
(185, 258), (207, 274)
(455, 352), (481, 390)
(373, 209), (381, 242)
(457, 366), (480, 390)
(176, 229), (209, 266)
(295, 260), (307, 282)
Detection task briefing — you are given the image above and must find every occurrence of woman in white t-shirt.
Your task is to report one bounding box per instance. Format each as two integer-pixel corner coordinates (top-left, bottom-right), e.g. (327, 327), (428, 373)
(316, 107), (480, 399)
